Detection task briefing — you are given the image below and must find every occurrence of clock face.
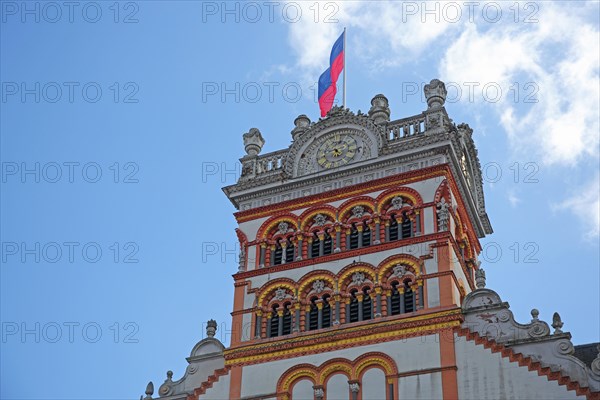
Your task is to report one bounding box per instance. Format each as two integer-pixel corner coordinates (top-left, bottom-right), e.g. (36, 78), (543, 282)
(317, 134), (358, 169)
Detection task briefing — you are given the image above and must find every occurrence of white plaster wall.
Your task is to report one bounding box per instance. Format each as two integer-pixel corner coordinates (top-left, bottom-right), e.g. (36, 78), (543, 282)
(291, 379), (314, 400)
(361, 367), (387, 400)
(399, 371), (443, 400)
(240, 336), (441, 398)
(422, 205), (435, 235)
(203, 373), (230, 400)
(241, 313), (253, 341)
(455, 334), (585, 399)
(327, 374), (349, 400)
(427, 277), (440, 308)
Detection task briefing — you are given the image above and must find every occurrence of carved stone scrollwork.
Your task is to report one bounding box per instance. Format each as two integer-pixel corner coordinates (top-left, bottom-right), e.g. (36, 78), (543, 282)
(352, 272), (365, 286)
(275, 287), (287, 301)
(349, 382), (360, 393)
(391, 196), (404, 210)
(313, 387), (325, 399)
(554, 339), (575, 356)
(436, 198), (450, 231)
(314, 213), (326, 226)
(313, 279), (325, 294)
(528, 321), (551, 338)
(392, 264), (406, 277)
(277, 222), (290, 234)
(158, 371), (173, 396)
(352, 205), (365, 219)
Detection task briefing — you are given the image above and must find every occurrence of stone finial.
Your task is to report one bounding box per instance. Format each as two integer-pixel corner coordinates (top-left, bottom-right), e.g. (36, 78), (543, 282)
(475, 268), (486, 289)
(144, 381), (154, 400)
(531, 309), (540, 322)
(243, 128), (265, 156)
(206, 319), (217, 337)
(368, 94), (391, 124)
(166, 370), (173, 381)
(552, 312), (564, 334)
(291, 114), (311, 141)
(424, 79), (447, 109)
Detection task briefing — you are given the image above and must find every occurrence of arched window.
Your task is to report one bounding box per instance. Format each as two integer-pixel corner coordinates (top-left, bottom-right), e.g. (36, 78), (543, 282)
(282, 302), (292, 335)
(362, 222), (371, 247)
(269, 304), (279, 337)
(404, 279), (415, 313)
(322, 294), (331, 328)
(285, 238), (295, 263)
(272, 240), (283, 266)
(308, 297), (319, 331)
(310, 232), (320, 258)
(323, 230), (333, 255)
(389, 214), (399, 241)
(348, 289), (359, 323)
(348, 224), (359, 250)
(401, 212), (412, 239)
(362, 287), (372, 320)
(390, 281), (401, 315)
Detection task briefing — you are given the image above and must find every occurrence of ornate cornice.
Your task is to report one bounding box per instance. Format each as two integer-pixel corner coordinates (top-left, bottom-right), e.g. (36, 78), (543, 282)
(223, 309), (463, 366)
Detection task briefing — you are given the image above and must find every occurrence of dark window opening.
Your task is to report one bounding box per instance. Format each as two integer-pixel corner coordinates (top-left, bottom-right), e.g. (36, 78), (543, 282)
(390, 281), (401, 315)
(310, 232), (320, 258)
(308, 297), (319, 330)
(349, 224), (359, 250)
(323, 230), (333, 255)
(389, 215), (399, 241)
(401, 212), (412, 239)
(282, 303), (292, 335)
(284, 238), (295, 263)
(404, 279), (415, 313)
(273, 241), (283, 265)
(362, 222), (371, 247)
(269, 305), (279, 337)
(349, 289), (359, 322)
(362, 287), (372, 320)
(322, 295), (331, 328)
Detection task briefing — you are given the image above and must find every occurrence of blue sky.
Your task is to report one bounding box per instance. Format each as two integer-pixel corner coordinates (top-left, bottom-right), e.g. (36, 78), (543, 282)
(1, 1), (598, 398)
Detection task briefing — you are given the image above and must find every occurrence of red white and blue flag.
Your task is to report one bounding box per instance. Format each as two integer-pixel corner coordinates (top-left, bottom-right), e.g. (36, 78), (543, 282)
(318, 31), (345, 117)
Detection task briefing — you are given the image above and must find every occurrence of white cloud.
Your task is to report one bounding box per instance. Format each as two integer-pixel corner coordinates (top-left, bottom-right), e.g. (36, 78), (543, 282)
(551, 176), (600, 240)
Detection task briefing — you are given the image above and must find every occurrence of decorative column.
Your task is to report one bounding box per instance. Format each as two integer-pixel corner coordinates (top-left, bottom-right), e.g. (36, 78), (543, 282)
(313, 386), (324, 400)
(384, 220), (390, 242)
(356, 293), (364, 321)
(415, 210), (421, 236)
(318, 232), (325, 256)
(269, 244), (276, 266)
(349, 381), (360, 400)
(280, 242), (287, 264)
(316, 300), (323, 329)
(296, 234), (303, 261)
(255, 311), (262, 338)
(345, 298), (351, 323)
(266, 312), (272, 338)
(357, 224), (363, 247)
(418, 280), (425, 309)
(399, 287), (406, 314)
(334, 225), (342, 253)
(259, 243), (266, 268)
(277, 308), (284, 337)
(374, 287), (382, 317)
(374, 217), (381, 244)
(307, 236), (314, 258)
(333, 293), (341, 325)
(305, 304), (311, 331)
(388, 380), (395, 400)
(294, 303), (301, 333)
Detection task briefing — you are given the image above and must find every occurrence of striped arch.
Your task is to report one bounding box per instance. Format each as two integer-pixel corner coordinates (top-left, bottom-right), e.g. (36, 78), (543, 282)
(377, 254), (423, 283)
(257, 278), (297, 307)
(338, 196), (376, 222)
(433, 179), (450, 204)
(318, 358), (354, 383)
(353, 352), (398, 378)
(376, 186), (423, 210)
(298, 205), (337, 230)
(256, 213), (299, 240)
(297, 270), (337, 298)
(277, 364), (318, 395)
(337, 262), (377, 291)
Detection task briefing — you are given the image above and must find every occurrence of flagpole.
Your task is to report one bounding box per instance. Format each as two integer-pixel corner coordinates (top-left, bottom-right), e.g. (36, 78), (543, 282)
(343, 27), (346, 108)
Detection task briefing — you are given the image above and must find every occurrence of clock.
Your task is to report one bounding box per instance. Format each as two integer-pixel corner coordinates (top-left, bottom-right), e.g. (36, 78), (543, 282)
(317, 134), (358, 169)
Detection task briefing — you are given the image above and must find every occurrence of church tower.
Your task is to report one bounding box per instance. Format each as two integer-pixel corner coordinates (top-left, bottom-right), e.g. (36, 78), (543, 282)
(143, 79), (600, 400)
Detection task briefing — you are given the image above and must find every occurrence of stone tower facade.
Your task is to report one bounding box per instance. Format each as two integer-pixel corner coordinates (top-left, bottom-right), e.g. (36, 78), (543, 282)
(142, 79), (600, 400)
